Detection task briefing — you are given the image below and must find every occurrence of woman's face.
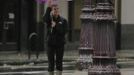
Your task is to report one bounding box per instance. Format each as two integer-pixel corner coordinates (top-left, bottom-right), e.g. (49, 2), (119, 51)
(52, 6), (59, 17)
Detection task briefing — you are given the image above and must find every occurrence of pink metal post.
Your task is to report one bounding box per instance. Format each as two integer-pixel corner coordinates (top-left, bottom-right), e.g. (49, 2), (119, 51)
(88, 0), (121, 75)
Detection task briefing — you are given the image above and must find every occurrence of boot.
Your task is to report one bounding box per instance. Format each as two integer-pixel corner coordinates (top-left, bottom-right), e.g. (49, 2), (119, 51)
(49, 72), (54, 75)
(56, 71), (62, 75)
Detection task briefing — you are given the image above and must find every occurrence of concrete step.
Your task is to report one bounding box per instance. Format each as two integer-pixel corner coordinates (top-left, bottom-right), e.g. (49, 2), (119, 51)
(116, 50), (134, 68)
(0, 70), (75, 75)
(0, 50), (134, 72)
(0, 60), (76, 72)
(0, 59), (75, 65)
(117, 60), (134, 68)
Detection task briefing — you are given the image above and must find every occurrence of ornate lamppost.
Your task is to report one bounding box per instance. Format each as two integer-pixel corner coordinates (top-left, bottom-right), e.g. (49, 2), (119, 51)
(88, 0), (121, 75)
(77, 0), (95, 70)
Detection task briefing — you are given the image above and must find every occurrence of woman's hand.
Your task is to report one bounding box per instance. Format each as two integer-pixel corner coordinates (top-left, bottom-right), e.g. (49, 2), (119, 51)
(51, 21), (56, 28)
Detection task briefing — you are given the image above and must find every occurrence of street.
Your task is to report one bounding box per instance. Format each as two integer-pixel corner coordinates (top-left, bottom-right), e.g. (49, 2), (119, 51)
(0, 50), (134, 75)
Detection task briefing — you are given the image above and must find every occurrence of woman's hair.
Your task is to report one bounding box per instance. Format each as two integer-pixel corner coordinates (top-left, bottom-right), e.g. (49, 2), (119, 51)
(52, 4), (58, 8)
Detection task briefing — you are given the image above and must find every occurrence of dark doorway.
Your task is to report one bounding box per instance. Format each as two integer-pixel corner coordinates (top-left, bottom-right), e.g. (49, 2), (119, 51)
(20, 0), (37, 52)
(0, 0), (20, 51)
(68, 1), (74, 42)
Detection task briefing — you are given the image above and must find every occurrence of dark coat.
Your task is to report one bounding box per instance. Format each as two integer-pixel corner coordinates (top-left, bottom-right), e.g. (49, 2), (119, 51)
(44, 7), (68, 47)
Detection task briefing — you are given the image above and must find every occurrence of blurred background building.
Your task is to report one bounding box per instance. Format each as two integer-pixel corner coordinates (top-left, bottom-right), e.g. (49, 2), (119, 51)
(0, 0), (134, 53)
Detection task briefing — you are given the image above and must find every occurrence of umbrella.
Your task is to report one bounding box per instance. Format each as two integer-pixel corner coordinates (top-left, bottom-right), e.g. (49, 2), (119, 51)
(35, 0), (47, 4)
(35, 0), (58, 4)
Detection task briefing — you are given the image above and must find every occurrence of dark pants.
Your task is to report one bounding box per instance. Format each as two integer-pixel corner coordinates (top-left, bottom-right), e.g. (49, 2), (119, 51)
(47, 45), (64, 72)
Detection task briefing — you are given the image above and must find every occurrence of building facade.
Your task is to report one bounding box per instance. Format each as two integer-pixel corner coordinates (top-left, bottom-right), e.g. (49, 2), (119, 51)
(0, 0), (134, 52)
(0, 0), (70, 52)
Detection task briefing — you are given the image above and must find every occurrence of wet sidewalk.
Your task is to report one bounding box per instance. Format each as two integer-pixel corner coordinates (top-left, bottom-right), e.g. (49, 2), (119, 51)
(0, 50), (134, 67)
(0, 50), (78, 75)
(0, 50), (134, 75)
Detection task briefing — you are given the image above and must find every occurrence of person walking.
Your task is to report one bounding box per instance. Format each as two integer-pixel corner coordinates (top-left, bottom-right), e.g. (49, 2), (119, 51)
(44, 0), (68, 75)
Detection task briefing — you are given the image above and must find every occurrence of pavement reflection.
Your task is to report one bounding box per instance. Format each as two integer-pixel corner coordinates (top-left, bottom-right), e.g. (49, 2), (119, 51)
(0, 71), (46, 75)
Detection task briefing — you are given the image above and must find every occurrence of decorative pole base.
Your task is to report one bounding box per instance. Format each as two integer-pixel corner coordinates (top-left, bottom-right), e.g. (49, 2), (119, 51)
(77, 49), (93, 70)
(88, 58), (121, 75)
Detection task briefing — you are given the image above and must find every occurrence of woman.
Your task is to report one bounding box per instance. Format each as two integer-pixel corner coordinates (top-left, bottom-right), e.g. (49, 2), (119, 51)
(44, 0), (68, 75)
